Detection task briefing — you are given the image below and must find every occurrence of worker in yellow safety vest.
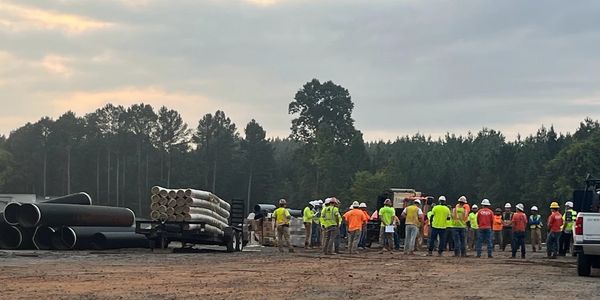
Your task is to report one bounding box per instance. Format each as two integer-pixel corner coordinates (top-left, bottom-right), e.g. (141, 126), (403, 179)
(528, 206), (542, 252)
(322, 198), (341, 255)
(272, 199), (294, 253)
(559, 201), (577, 256)
(303, 202), (316, 249)
(467, 205), (479, 251)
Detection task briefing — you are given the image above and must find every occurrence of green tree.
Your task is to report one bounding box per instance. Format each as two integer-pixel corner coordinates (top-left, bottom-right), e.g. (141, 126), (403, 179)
(350, 170), (393, 208)
(153, 106), (191, 186)
(241, 119), (275, 211)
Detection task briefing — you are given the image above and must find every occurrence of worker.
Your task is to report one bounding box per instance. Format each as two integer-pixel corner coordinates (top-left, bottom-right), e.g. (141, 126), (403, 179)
(332, 198), (344, 254)
(528, 206), (542, 252)
(476, 199), (494, 258)
(303, 201), (316, 249)
(428, 196), (451, 256)
(501, 203), (514, 252)
(452, 197), (469, 257)
(559, 201), (577, 256)
(319, 199), (330, 250)
(357, 202), (370, 249)
(272, 198), (294, 253)
(311, 200), (323, 248)
(467, 204), (479, 251)
(379, 199), (396, 252)
(401, 199), (424, 255)
(511, 203), (528, 259)
(444, 205), (455, 252)
(343, 201), (368, 254)
(546, 201), (564, 259)
(322, 198), (341, 255)
(493, 208), (503, 250)
(427, 204), (436, 251)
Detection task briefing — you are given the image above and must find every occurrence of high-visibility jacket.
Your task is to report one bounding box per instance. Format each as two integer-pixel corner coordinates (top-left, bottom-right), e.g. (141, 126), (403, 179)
(431, 205), (451, 229)
(548, 211), (563, 233)
(379, 206), (396, 226)
(452, 205), (468, 228)
(529, 214), (542, 229)
(502, 211), (513, 227)
(562, 210), (577, 232)
(493, 215), (503, 231)
(321, 206), (341, 228)
(468, 212), (478, 229)
(273, 207), (291, 226)
(303, 206), (315, 223)
(403, 205), (422, 226)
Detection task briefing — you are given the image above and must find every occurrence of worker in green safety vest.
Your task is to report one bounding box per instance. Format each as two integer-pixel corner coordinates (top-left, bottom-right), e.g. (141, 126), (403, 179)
(559, 201), (577, 256)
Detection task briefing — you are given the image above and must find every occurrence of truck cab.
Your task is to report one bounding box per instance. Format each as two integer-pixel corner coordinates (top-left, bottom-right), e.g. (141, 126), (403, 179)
(573, 176), (600, 276)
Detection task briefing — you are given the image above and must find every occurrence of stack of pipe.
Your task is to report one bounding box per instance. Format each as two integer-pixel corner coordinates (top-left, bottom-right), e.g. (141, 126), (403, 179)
(150, 186), (231, 235)
(0, 192), (146, 250)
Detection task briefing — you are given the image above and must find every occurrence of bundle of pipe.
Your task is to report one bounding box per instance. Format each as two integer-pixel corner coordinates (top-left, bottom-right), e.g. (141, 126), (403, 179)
(50, 226), (140, 250)
(0, 192), (96, 250)
(150, 186), (231, 235)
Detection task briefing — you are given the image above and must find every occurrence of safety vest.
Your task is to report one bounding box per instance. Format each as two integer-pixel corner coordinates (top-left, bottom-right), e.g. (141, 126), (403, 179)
(452, 206), (467, 228)
(493, 215), (503, 231)
(529, 215), (542, 229)
(405, 205), (420, 226)
(468, 212), (478, 229)
(303, 206), (315, 223)
(562, 210), (577, 232)
(322, 206), (340, 228)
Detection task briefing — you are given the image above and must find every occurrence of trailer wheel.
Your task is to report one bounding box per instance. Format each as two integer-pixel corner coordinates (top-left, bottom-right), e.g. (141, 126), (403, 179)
(578, 254), (592, 276)
(235, 231), (243, 252)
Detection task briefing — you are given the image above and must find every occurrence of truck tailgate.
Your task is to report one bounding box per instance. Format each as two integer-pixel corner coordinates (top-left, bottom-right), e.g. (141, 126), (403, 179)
(583, 213), (600, 242)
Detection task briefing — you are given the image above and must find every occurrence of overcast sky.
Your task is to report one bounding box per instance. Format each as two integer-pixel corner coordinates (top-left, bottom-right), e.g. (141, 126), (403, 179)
(1, 0), (599, 141)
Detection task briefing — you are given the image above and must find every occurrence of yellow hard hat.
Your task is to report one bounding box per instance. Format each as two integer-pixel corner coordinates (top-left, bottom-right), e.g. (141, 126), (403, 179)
(550, 202), (559, 209)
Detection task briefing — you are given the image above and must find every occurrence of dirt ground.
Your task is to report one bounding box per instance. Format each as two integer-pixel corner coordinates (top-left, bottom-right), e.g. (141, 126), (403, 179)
(0, 245), (598, 300)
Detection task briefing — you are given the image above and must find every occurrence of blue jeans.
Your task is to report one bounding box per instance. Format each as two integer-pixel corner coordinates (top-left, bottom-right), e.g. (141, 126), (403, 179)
(453, 228), (466, 256)
(394, 227), (401, 250)
(428, 228), (446, 254)
(358, 225), (367, 247)
(547, 232), (560, 257)
(476, 228), (493, 257)
(512, 231), (526, 257)
(311, 222), (321, 246)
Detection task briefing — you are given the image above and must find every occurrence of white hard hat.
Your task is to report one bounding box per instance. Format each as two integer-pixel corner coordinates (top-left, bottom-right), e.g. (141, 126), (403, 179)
(316, 200), (323, 206)
(458, 196), (467, 203)
(352, 201), (360, 208)
(472, 204), (478, 209)
(438, 196), (447, 202)
(279, 199), (287, 205)
(504, 203), (512, 209)
(324, 198), (332, 204)
(481, 199), (491, 206)
(565, 201), (573, 208)
(414, 199), (421, 205)
(516, 203), (524, 211)
(359, 202), (367, 208)
(531, 206), (538, 211)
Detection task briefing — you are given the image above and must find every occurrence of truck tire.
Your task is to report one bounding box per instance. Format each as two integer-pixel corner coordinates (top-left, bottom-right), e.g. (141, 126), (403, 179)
(577, 254), (592, 276)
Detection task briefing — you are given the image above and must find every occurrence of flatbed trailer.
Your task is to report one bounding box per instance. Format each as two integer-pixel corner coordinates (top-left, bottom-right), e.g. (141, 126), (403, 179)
(135, 198), (248, 252)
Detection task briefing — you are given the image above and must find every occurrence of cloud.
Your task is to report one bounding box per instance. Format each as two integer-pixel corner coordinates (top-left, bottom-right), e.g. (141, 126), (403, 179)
(0, 1), (112, 34)
(41, 55), (72, 77)
(243, 0), (280, 6)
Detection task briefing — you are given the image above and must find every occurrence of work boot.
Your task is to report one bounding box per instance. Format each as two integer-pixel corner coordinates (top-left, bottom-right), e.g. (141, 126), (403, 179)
(510, 256), (515, 259)
(476, 255), (481, 258)
(488, 255), (493, 258)
(289, 248), (295, 253)
(427, 251), (433, 256)
(521, 255), (525, 259)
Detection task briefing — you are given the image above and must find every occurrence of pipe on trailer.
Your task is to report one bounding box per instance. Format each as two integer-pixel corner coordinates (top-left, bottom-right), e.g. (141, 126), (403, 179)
(17, 203), (135, 228)
(41, 192), (93, 205)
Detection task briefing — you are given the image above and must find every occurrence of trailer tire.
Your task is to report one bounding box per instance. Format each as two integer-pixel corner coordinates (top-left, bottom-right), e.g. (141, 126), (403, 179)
(577, 254), (592, 277)
(235, 231), (243, 252)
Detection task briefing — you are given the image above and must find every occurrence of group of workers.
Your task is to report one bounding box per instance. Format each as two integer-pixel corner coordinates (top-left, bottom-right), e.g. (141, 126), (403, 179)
(273, 196), (578, 259)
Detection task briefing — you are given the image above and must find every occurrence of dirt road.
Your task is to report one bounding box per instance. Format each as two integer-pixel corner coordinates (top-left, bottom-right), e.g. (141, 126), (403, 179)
(0, 246), (597, 300)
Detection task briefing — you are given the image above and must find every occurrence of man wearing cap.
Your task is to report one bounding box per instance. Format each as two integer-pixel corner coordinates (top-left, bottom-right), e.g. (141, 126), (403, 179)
(501, 203), (514, 252)
(559, 201), (577, 256)
(303, 202), (316, 249)
(322, 198), (341, 255)
(273, 199), (294, 253)
(311, 200), (323, 248)
(467, 205), (479, 251)
(528, 206), (542, 252)
(428, 196), (451, 256)
(379, 199), (396, 252)
(343, 201), (369, 254)
(511, 203), (528, 259)
(401, 199), (424, 255)
(476, 199), (494, 258)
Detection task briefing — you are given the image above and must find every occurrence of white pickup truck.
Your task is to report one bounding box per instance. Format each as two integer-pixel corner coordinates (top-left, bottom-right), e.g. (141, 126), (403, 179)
(574, 212), (600, 276)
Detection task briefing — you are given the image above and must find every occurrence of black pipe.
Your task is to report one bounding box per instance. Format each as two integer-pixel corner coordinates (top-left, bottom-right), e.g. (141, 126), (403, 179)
(3, 202), (21, 225)
(17, 203), (135, 228)
(32, 226), (57, 250)
(254, 204), (276, 214)
(288, 209), (303, 218)
(0, 225), (34, 249)
(53, 226), (135, 250)
(90, 232), (149, 250)
(41, 192), (93, 205)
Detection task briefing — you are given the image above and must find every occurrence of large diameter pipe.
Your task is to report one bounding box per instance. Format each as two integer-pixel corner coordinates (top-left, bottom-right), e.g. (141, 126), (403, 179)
(0, 225), (34, 249)
(184, 213), (228, 230)
(288, 209), (303, 218)
(184, 189), (231, 211)
(254, 204), (276, 214)
(184, 223), (224, 235)
(91, 232), (148, 250)
(41, 192), (93, 205)
(3, 202), (21, 225)
(187, 207), (229, 224)
(53, 226), (135, 250)
(33, 226), (56, 250)
(17, 203), (135, 228)
(186, 198), (230, 219)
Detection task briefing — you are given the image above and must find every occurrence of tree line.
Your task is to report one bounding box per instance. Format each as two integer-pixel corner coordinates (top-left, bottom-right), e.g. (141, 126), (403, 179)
(0, 79), (599, 218)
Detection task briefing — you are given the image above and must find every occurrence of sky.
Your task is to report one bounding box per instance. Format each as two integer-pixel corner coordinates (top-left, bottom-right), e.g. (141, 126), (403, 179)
(0, 0), (599, 141)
